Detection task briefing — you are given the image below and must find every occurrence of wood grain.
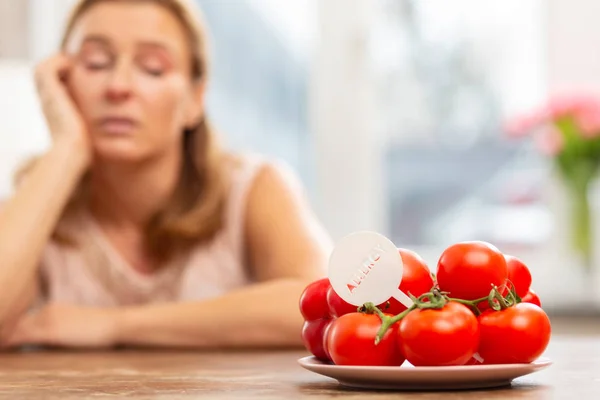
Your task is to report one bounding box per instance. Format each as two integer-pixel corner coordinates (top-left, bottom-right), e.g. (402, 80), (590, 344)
(0, 335), (596, 399)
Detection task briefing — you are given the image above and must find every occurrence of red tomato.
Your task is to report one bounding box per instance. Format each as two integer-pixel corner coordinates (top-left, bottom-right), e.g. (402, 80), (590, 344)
(301, 318), (332, 362)
(326, 286), (358, 317)
(478, 303), (551, 364)
(436, 241), (507, 300)
(322, 321), (333, 362)
(382, 249), (435, 315)
(327, 313), (405, 366)
(399, 302), (480, 366)
(299, 278), (331, 321)
(522, 289), (542, 307)
(505, 255), (532, 298)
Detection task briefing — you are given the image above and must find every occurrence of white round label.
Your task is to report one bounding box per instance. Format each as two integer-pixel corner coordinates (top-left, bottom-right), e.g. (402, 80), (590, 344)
(327, 231), (412, 308)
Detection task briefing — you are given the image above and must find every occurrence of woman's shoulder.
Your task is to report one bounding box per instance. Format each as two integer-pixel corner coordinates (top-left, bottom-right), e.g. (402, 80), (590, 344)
(221, 150), (268, 174)
(221, 150), (310, 225)
(221, 150), (301, 188)
(221, 150), (307, 210)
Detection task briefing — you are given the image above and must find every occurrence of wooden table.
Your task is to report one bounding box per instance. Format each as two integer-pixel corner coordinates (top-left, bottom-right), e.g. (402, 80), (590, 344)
(0, 335), (597, 399)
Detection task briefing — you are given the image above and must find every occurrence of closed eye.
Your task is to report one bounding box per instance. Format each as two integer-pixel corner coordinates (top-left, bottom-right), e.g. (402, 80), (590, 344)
(137, 52), (170, 78)
(141, 66), (164, 77)
(80, 48), (113, 71)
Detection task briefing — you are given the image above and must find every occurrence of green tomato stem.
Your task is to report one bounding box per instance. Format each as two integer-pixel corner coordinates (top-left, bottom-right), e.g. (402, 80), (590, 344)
(373, 305), (416, 345)
(367, 287), (508, 346)
(488, 285), (510, 311)
(446, 295), (489, 316)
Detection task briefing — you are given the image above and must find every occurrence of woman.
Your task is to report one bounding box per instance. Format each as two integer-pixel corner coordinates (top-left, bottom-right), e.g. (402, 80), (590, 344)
(0, 0), (331, 349)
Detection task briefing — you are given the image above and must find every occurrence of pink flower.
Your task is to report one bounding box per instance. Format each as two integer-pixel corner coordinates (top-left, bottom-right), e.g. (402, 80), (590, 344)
(534, 127), (565, 156)
(547, 97), (582, 119)
(505, 93), (600, 150)
(546, 94), (600, 120)
(506, 94), (600, 139)
(573, 102), (600, 138)
(545, 94), (600, 137)
(504, 110), (549, 138)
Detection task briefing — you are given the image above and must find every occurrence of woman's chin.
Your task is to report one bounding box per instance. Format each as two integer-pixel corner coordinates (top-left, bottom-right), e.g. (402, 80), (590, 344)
(91, 141), (148, 164)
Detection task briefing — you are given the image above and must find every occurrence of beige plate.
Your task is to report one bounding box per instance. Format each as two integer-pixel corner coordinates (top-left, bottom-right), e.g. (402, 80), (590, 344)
(298, 356), (553, 390)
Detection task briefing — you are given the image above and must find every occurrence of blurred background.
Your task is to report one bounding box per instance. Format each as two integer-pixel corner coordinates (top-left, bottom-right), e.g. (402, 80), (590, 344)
(2, 0), (600, 318)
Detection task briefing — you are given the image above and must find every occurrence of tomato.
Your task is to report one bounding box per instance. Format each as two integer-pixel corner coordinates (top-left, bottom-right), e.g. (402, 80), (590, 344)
(522, 289), (542, 307)
(327, 313), (405, 366)
(300, 278), (334, 361)
(299, 278), (331, 321)
(505, 255), (532, 298)
(383, 249), (435, 315)
(477, 303), (551, 364)
(301, 319), (332, 361)
(326, 286), (358, 317)
(399, 302), (479, 366)
(436, 241), (507, 300)
(322, 321), (333, 361)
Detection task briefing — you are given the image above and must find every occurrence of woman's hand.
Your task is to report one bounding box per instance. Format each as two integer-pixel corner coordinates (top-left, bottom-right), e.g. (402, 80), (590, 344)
(1, 304), (119, 350)
(35, 54), (92, 167)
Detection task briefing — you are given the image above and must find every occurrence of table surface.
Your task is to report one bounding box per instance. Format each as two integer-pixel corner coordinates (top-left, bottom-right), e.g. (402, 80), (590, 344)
(0, 335), (597, 399)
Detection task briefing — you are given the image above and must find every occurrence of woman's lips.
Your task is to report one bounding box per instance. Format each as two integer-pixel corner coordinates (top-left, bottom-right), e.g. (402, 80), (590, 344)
(98, 117), (138, 135)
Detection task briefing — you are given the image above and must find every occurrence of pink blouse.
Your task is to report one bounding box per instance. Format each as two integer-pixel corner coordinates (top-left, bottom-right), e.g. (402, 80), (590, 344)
(21, 153), (270, 307)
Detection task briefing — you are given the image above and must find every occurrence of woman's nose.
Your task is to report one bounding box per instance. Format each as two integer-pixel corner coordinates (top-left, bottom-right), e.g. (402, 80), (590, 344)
(105, 61), (133, 103)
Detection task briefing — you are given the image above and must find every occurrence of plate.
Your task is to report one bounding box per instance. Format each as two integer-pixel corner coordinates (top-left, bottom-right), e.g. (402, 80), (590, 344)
(298, 356), (552, 390)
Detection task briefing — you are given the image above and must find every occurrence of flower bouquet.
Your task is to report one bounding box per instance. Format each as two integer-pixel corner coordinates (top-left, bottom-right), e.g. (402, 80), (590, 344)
(506, 95), (600, 269)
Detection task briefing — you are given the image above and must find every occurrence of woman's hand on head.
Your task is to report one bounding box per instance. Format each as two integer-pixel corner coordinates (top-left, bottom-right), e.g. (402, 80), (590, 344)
(35, 54), (92, 168)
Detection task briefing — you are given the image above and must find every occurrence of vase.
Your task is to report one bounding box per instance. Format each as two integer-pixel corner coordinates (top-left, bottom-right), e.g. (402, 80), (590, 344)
(567, 178), (594, 270)
(586, 177), (600, 307)
(536, 170), (600, 312)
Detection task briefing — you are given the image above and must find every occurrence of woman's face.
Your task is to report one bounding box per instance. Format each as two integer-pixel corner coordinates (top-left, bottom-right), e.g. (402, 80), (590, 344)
(65, 2), (203, 163)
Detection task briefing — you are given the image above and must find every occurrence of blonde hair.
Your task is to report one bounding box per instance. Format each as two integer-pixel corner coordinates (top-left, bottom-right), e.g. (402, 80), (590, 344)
(34, 0), (227, 265)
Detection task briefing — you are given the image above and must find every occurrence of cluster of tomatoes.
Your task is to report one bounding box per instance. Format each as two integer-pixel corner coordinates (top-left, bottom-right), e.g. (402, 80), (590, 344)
(300, 241), (551, 367)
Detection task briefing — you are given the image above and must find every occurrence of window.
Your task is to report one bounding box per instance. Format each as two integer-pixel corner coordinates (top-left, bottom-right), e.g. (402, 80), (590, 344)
(375, 1), (551, 251)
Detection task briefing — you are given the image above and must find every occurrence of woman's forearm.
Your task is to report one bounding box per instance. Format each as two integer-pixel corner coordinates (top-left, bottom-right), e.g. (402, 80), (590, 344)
(115, 278), (310, 348)
(0, 139), (88, 323)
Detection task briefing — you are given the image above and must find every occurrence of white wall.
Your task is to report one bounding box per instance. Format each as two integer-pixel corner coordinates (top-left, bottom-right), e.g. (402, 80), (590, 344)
(0, 0), (74, 198)
(0, 61), (50, 198)
(29, 0), (77, 62)
(546, 0), (600, 94)
(0, 0), (29, 59)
